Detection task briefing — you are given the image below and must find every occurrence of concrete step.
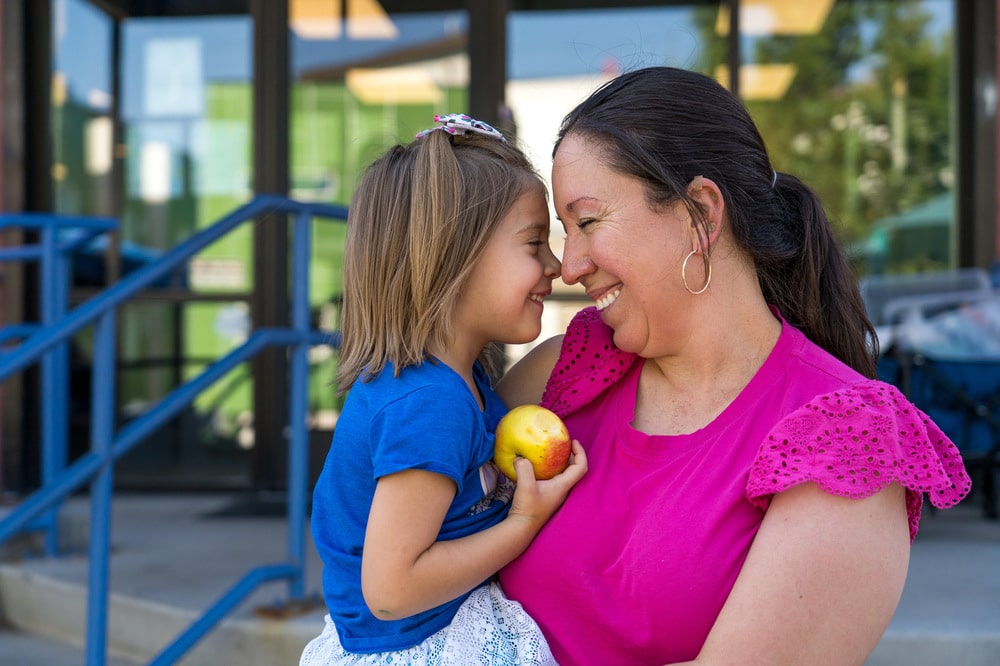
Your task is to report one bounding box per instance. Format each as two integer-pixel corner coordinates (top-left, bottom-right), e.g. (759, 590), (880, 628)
(0, 493), (327, 666)
(1, 493), (998, 665)
(0, 496), (90, 561)
(0, 626), (141, 666)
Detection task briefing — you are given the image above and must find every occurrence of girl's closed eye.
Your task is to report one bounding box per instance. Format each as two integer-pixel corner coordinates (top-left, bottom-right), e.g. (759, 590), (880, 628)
(577, 218), (596, 230)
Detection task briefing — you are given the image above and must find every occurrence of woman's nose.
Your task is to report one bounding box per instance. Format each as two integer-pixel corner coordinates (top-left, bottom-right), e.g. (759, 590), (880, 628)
(560, 235), (593, 285)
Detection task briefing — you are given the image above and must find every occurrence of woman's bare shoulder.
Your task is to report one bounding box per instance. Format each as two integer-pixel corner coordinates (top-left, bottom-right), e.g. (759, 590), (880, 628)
(495, 335), (565, 408)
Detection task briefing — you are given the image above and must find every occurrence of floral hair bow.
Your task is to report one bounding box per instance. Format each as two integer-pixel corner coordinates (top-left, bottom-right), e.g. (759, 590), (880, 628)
(415, 113), (507, 143)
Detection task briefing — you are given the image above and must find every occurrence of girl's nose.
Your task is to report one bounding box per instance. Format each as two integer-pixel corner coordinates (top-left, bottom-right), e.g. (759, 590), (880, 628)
(543, 245), (561, 279)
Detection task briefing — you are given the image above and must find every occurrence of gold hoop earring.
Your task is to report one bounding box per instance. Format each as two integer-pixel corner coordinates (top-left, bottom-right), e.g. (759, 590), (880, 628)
(682, 250), (712, 295)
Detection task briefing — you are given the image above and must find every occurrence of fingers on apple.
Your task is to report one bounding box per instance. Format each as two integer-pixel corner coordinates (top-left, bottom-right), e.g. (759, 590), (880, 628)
(567, 439), (587, 473)
(512, 456), (537, 483)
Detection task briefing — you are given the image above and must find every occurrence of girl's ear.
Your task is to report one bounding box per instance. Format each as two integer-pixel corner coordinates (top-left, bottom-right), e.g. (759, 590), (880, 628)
(685, 176), (725, 252)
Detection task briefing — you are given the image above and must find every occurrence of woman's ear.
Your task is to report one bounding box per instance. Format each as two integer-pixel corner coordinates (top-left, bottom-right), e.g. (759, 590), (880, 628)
(686, 176), (725, 251)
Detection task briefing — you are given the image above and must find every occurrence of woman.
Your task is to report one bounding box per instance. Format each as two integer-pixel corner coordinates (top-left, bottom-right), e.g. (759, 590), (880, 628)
(496, 67), (971, 665)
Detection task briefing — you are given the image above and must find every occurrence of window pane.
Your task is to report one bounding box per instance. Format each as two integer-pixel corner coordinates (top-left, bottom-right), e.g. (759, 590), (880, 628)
(121, 16), (254, 259)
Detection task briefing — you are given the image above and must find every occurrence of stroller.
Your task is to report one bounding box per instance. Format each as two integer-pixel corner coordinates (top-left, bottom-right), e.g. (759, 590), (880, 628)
(861, 269), (1000, 519)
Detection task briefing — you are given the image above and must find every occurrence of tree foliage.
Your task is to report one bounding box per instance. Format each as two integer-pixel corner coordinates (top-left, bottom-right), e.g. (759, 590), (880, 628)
(691, 1), (953, 274)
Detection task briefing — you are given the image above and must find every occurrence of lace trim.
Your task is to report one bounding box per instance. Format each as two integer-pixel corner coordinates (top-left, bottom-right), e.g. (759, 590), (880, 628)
(746, 380), (973, 542)
(299, 583), (556, 665)
(540, 307), (638, 418)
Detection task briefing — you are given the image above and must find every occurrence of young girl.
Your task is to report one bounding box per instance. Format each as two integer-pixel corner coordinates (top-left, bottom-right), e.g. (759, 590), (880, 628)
(300, 114), (587, 666)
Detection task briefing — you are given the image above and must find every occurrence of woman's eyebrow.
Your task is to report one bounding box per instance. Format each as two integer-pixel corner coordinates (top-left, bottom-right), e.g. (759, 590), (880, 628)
(565, 196), (598, 213)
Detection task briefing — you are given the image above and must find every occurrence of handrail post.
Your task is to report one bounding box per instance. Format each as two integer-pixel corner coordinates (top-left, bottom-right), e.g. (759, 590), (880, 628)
(85, 310), (117, 666)
(287, 209), (312, 601)
(40, 224), (69, 555)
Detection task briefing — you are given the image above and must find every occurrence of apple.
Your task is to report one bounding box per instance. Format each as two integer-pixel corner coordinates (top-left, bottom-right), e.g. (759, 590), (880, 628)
(494, 405), (572, 481)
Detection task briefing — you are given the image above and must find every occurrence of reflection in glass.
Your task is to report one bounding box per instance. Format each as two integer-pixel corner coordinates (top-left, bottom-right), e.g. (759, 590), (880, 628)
(733, 0), (955, 276)
(121, 16), (253, 253)
(52, 0), (114, 216)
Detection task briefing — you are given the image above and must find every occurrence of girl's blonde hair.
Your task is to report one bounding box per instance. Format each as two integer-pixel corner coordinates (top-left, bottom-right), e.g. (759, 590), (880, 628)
(336, 128), (545, 393)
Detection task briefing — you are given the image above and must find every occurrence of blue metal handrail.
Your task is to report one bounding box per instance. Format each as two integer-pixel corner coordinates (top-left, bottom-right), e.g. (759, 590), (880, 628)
(0, 195), (348, 665)
(0, 212), (118, 552)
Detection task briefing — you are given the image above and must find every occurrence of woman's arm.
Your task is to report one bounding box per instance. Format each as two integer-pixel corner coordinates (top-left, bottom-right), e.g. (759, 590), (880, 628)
(495, 334), (564, 407)
(361, 439), (587, 620)
(675, 481), (910, 666)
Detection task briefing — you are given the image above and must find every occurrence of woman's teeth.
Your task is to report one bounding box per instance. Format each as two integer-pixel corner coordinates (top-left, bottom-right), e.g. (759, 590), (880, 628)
(596, 289), (620, 311)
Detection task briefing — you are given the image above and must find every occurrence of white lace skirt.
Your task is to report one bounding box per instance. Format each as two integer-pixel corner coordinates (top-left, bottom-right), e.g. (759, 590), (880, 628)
(299, 581), (556, 666)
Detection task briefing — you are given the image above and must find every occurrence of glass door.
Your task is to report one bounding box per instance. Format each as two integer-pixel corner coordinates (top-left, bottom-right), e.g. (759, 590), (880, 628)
(51, 0), (258, 488)
(116, 12), (256, 487)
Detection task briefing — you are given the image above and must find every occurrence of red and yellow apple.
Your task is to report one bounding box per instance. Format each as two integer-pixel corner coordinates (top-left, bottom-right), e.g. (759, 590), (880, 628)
(494, 405), (571, 481)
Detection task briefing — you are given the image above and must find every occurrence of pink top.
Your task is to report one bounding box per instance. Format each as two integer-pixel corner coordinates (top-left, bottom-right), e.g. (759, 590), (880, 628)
(499, 307), (971, 665)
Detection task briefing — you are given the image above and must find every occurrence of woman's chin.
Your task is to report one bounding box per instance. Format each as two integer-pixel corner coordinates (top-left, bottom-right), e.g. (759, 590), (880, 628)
(609, 327), (643, 356)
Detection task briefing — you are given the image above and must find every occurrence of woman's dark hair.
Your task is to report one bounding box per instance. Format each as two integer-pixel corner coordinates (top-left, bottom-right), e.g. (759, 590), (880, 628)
(556, 66), (878, 378)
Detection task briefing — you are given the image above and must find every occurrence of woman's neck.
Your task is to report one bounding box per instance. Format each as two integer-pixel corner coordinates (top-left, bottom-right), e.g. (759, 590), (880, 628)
(635, 303), (781, 435)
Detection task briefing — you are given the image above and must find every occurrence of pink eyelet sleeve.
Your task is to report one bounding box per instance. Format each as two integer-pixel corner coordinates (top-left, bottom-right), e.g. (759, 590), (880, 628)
(540, 307), (638, 418)
(746, 380), (973, 542)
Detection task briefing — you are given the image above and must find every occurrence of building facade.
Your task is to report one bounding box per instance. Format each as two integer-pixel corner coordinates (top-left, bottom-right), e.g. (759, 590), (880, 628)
(1, 0), (997, 493)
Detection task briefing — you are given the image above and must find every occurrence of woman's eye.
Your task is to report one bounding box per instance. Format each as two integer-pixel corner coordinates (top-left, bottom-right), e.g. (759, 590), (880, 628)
(577, 218), (595, 229)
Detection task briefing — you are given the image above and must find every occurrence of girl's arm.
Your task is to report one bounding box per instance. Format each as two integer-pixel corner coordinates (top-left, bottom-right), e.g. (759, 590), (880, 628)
(495, 334), (563, 408)
(671, 481), (910, 666)
(361, 439), (587, 620)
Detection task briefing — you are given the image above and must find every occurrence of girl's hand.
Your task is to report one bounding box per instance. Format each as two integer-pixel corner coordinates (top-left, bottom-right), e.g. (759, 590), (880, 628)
(361, 441), (585, 621)
(507, 439), (587, 528)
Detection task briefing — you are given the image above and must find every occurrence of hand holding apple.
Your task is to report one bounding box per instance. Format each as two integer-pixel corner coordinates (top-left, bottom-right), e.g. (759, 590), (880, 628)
(494, 405), (572, 481)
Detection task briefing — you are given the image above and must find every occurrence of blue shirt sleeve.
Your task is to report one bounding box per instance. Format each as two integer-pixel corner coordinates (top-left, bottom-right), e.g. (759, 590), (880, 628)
(369, 384), (481, 496)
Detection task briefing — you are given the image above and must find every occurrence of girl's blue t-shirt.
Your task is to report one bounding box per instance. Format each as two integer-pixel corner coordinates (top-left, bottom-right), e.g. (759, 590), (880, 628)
(311, 359), (513, 653)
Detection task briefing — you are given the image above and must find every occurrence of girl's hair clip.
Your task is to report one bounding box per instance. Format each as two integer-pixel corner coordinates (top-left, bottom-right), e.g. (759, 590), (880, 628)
(415, 113), (507, 143)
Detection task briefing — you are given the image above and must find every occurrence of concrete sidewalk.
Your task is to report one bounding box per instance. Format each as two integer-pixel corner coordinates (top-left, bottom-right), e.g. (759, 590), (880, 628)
(868, 499), (1000, 665)
(1, 492), (998, 665)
